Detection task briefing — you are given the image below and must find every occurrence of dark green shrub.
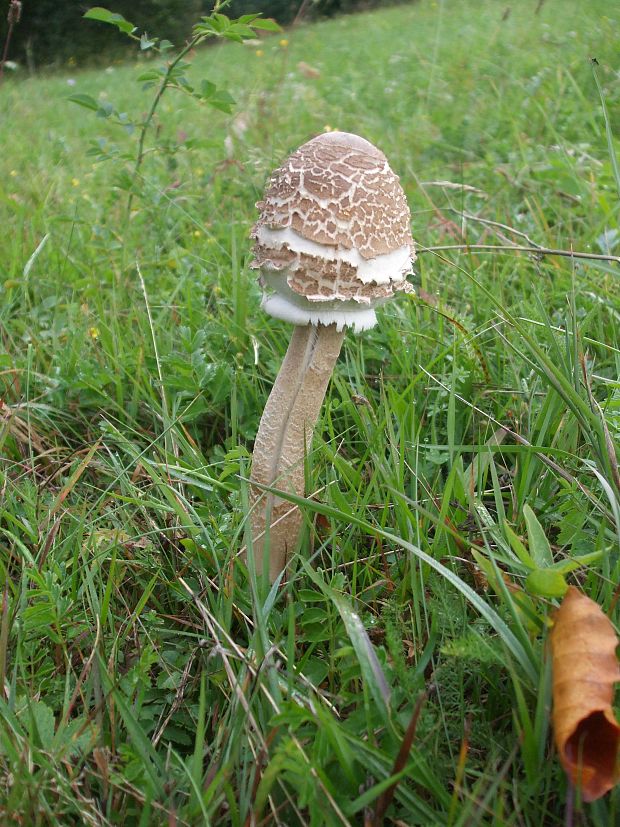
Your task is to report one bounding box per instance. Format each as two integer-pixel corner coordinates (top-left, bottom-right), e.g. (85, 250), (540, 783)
(227, 0), (411, 26)
(3, 0), (202, 67)
(226, 0), (299, 26)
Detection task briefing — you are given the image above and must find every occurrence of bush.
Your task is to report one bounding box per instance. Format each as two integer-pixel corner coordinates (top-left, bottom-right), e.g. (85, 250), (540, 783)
(226, 0), (411, 26)
(226, 0), (299, 25)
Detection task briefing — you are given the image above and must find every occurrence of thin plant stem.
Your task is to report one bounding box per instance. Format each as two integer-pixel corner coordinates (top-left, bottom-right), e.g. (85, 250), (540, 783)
(419, 243), (620, 264)
(591, 58), (620, 200)
(125, 33), (202, 221)
(0, 26), (13, 84)
(124, 0), (230, 221)
(0, 0), (21, 86)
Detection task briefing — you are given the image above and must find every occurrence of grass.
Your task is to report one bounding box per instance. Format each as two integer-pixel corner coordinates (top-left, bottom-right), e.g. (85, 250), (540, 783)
(0, 0), (619, 823)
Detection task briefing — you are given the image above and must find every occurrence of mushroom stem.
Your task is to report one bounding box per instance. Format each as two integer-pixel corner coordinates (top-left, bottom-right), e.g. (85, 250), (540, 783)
(249, 322), (345, 581)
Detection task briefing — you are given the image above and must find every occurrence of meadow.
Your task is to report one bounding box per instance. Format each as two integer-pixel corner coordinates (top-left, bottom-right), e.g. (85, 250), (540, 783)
(0, 0), (619, 823)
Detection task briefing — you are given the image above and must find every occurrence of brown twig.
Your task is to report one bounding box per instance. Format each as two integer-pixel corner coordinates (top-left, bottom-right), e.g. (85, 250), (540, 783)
(0, 0), (21, 85)
(446, 208), (540, 248)
(292, 0), (314, 26)
(418, 243), (619, 265)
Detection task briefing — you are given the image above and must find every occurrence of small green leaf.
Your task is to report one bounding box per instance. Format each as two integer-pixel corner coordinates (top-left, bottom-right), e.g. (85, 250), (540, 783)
(228, 23), (259, 39)
(301, 607), (328, 624)
(297, 589), (327, 602)
(251, 18), (282, 32)
(193, 21), (216, 36)
(505, 524), (536, 570)
(208, 91), (235, 113)
(550, 550), (603, 574)
(136, 70), (162, 82)
(140, 33), (157, 50)
(523, 504), (553, 567)
(84, 7), (136, 34)
(96, 101), (115, 119)
(28, 701), (55, 750)
(68, 93), (100, 111)
(525, 568), (568, 598)
(212, 13), (231, 28)
(198, 16), (224, 34)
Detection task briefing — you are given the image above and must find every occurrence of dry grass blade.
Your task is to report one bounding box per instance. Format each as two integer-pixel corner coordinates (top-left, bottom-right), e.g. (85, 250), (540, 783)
(0, 583), (10, 696)
(0, 400), (48, 456)
(46, 440), (101, 521)
(371, 691), (428, 826)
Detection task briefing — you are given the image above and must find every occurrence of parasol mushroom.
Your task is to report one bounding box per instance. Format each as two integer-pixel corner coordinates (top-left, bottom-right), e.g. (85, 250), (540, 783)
(248, 131), (414, 582)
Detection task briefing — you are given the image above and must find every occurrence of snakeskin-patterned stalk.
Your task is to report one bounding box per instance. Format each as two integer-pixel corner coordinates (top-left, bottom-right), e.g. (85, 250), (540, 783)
(249, 323), (344, 581)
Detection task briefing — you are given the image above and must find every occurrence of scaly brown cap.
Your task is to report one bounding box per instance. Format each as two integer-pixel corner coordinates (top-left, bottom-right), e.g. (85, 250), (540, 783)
(251, 132), (415, 331)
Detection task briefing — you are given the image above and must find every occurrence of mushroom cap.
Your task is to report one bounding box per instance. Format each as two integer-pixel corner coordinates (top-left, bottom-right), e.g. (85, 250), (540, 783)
(251, 131), (415, 331)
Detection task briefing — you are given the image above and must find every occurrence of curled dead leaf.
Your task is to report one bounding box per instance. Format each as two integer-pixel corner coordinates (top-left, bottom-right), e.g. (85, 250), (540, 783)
(550, 586), (620, 801)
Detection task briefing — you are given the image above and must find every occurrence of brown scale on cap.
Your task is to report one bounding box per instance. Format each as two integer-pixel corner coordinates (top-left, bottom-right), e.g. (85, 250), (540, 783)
(289, 267), (396, 303)
(252, 131), (413, 261)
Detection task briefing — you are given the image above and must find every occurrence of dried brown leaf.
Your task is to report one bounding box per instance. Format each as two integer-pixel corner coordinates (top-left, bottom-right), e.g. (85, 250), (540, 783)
(550, 586), (620, 801)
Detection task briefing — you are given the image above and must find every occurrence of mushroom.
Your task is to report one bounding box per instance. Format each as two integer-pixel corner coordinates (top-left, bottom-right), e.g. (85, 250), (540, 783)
(248, 131), (415, 582)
